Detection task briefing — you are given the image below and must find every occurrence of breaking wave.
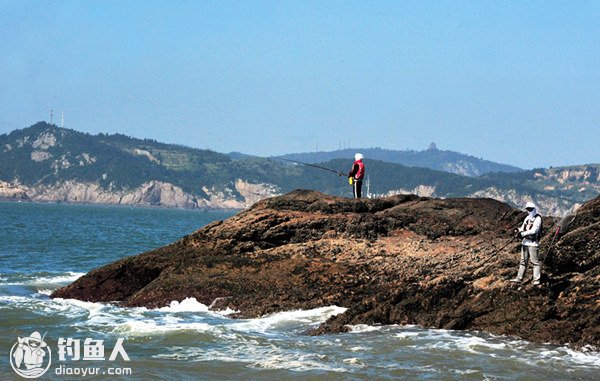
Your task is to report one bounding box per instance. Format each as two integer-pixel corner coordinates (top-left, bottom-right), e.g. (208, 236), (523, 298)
(0, 271), (85, 286)
(1, 279), (598, 378)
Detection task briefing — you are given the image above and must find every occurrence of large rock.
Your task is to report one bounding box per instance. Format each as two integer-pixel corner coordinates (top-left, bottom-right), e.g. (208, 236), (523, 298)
(52, 190), (600, 348)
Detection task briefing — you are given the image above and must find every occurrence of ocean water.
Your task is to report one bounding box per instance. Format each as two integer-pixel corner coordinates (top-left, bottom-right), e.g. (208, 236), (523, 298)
(1, 201), (598, 380)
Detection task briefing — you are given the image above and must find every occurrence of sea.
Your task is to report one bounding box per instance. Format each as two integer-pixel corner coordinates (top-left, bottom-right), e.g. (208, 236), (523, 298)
(1, 201), (599, 380)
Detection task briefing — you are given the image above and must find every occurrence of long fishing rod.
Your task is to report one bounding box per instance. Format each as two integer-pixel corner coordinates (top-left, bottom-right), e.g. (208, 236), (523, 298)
(537, 206), (579, 268)
(272, 157), (345, 176)
(478, 236), (519, 266)
(480, 213), (565, 270)
(540, 221), (565, 267)
(540, 225), (561, 268)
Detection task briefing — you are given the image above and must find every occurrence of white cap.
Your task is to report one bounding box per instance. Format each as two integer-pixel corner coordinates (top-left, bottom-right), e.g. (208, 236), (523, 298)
(355, 153), (364, 161)
(525, 201), (536, 210)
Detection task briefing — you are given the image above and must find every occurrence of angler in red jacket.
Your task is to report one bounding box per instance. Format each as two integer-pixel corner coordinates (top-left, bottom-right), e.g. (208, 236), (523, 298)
(348, 153), (365, 198)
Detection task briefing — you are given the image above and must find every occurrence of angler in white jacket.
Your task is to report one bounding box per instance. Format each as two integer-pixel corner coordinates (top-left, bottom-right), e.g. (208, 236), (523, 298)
(510, 202), (543, 285)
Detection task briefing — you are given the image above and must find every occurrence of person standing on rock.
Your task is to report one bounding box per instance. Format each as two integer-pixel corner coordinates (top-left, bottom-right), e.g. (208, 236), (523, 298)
(348, 153), (365, 198)
(511, 202), (543, 285)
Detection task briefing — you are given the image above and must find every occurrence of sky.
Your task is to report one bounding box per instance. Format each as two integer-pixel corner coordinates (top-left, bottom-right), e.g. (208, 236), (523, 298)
(1, 0), (599, 169)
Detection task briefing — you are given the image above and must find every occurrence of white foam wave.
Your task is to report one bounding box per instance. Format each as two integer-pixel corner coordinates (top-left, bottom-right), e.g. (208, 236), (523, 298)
(46, 298), (214, 336)
(251, 353), (347, 372)
(103, 304), (345, 338)
(0, 295), (78, 314)
(0, 272), (85, 286)
(4, 290), (600, 372)
(228, 306), (347, 334)
(454, 369), (481, 375)
(43, 299), (343, 336)
(52, 298), (106, 317)
(116, 319), (215, 335)
(156, 297), (210, 313)
(389, 327), (600, 368)
(136, 297), (237, 316)
(3, 294), (345, 340)
(0, 295), (36, 304)
(155, 345), (349, 373)
(213, 306), (239, 316)
(538, 347), (600, 367)
(451, 335), (508, 353)
(347, 324), (384, 333)
(396, 331), (420, 339)
(342, 357), (366, 367)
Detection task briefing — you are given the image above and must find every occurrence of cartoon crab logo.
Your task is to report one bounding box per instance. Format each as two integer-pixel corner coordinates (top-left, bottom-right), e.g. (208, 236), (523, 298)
(10, 331), (52, 378)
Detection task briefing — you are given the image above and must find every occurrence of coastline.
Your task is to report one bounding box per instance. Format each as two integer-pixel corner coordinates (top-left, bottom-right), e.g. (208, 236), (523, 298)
(0, 197), (243, 212)
(0, 179), (272, 210)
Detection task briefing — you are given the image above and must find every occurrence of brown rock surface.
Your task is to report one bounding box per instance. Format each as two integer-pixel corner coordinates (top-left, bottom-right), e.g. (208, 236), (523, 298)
(51, 190), (600, 348)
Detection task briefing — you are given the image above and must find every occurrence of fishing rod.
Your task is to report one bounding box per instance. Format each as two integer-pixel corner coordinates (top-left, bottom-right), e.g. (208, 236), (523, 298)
(271, 157), (345, 176)
(536, 206), (578, 268)
(478, 236), (519, 266)
(540, 222), (564, 267)
(480, 213), (565, 269)
(540, 228), (560, 264)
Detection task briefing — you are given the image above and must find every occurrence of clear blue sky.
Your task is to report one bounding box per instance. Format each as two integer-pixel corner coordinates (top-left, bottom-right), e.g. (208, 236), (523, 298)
(1, 1), (599, 169)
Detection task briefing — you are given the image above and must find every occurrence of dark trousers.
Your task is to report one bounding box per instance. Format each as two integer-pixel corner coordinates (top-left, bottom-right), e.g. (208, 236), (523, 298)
(353, 179), (363, 198)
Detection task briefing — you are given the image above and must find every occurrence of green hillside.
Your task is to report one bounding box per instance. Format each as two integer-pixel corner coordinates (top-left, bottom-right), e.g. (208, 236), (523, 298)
(1, 122), (597, 210)
(0, 122), (303, 199)
(276, 147), (522, 177)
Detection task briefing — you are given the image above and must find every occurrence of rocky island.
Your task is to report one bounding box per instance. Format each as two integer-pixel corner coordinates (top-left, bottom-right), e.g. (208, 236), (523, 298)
(52, 190), (600, 349)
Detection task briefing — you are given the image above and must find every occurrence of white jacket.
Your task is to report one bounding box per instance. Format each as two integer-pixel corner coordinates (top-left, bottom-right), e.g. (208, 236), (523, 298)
(519, 212), (542, 247)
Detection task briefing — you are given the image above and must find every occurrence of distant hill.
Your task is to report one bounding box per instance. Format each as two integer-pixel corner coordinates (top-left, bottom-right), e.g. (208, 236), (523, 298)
(276, 146), (522, 177)
(479, 165), (600, 211)
(0, 122), (597, 215)
(227, 151), (254, 160)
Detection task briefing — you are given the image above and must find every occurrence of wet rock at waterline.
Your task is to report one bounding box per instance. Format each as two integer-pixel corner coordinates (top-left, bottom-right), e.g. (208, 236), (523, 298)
(52, 190), (600, 349)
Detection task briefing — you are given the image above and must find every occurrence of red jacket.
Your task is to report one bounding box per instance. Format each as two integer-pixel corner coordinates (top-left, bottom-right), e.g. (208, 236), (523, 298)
(348, 160), (365, 180)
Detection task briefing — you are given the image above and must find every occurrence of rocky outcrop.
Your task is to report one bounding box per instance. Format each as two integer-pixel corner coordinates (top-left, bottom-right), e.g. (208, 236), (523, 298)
(52, 190), (600, 349)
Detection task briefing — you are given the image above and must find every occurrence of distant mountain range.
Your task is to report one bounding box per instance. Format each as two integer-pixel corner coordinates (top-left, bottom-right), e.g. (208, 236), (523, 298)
(0, 122), (598, 215)
(276, 146), (522, 177)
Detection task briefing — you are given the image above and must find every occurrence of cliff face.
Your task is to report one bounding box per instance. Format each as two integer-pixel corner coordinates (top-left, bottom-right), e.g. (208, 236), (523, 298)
(0, 179), (279, 209)
(467, 187), (579, 217)
(51, 190), (600, 348)
(0, 181), (29, 201)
